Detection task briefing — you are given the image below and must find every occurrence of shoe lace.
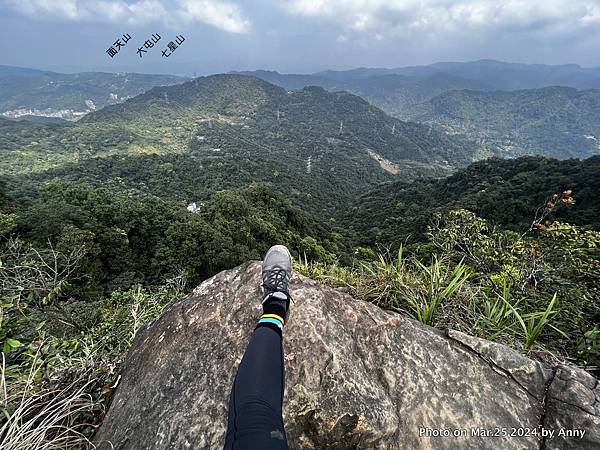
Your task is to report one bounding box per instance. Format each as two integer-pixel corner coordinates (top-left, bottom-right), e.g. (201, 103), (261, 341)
(262, 267), (288, 292)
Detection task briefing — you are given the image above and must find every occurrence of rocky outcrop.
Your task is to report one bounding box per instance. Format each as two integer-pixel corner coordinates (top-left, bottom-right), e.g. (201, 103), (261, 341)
(94, 262), (600, 449)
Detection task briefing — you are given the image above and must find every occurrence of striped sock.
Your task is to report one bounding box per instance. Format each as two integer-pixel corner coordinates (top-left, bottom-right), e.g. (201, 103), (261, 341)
(255, 299), (287, 338)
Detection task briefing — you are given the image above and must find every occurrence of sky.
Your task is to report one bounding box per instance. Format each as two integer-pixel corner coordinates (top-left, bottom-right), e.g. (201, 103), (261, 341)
(1, 0), (600, 75)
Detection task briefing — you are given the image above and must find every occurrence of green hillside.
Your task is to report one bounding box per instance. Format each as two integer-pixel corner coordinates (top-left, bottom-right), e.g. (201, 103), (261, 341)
(83, 74), (476, 168)
(346, 156), (600, 248)
(405, 87), (600, 159)
(3, 70), (600, 445)
(244, 64), (600, 160)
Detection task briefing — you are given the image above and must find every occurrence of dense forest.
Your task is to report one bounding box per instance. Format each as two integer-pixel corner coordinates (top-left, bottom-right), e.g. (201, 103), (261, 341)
(1, 73), (599, 446)
(346, 156), (600, 248)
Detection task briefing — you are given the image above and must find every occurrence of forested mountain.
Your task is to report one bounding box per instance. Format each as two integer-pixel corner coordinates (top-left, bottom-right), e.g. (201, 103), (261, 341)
(85, 74), (477, 166)
(403, 87), (600, 159)
(0, 65), (186, 120)
(6, 61), (600, 161)
(346, 156), (600, 248)
(242, 61), (600, 160)
(3, 74), (478, 218)
(327, 73), (490, 119)
(235, 70), (489, 120)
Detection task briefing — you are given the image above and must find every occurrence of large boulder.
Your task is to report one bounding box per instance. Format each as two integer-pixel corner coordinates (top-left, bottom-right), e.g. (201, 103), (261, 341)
(94, 262), (600, 449)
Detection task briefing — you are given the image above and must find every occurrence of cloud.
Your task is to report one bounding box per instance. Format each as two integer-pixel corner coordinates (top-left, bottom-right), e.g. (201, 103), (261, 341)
(4, 0), (84, 19)
(581, 5), (600, 26)
(281, 0), (598, 39)
(0, 0), (250, 33)
(178, 0), (250, 33)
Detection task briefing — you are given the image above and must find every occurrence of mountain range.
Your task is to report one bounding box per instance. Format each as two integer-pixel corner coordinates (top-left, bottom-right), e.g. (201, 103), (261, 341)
(315, 60), (600, 89)
(4, 68), (598, 264)
(237, 60), (600, 159)
(2, 74), (476, 219)
(4, 60), (600, 160)
(3, 63), (599, 221)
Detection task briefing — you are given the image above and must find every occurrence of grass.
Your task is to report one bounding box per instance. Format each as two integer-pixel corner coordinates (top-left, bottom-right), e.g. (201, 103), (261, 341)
(504, 292), (565, 350)
(296, 249), (564, 354)
(0, 283), (182, 449)
(477, 281), (515, 340)
(407, 256), (471, 326)
(0, 351), (95, 449)
(297, 248), (474, 328)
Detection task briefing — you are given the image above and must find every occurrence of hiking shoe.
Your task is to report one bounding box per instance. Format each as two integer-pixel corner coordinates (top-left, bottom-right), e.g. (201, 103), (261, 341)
(261, 245), (292, 319)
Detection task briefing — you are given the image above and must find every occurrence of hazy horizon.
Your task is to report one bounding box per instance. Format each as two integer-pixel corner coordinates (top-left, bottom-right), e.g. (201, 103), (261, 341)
(4, 58), (600, 78)
(1, 1), (600, 76)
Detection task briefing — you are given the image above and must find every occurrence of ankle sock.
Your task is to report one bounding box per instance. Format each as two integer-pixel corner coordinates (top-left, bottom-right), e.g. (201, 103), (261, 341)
(255, 293), (288, 338)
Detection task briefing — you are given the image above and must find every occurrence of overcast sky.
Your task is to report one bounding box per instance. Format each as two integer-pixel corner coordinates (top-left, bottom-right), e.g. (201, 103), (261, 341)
(1, 0), (600, 75)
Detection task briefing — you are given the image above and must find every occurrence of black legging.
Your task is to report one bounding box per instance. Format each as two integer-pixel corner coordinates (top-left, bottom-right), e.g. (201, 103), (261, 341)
(223, 326), (289, 449)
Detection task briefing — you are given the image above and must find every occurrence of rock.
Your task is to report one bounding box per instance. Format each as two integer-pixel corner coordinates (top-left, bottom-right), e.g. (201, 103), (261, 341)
(94, 262), (600, 449)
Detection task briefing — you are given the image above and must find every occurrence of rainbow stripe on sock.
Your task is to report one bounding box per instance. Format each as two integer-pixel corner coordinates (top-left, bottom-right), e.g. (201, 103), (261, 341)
(258, 313), (284, 329)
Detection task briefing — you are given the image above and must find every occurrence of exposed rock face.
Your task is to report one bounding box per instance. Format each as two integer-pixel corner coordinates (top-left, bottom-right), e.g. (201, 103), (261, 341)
(94, 262), (600, 449)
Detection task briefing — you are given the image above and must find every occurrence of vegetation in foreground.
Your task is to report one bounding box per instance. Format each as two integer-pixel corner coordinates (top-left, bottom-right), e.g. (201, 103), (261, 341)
(1, 172), (599, 447)
(300, 209), (599, 362)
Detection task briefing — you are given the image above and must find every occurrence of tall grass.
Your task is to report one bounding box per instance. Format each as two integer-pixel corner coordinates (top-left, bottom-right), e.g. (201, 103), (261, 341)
(504, 293), (565, 350)
(296, 251), (563, 351)
(0, 284), (182, 449)
(0, 351), (95, 449)
(478, 281), (515, 340)
(407, 256), (471, 326)
(297, 249), (472, 326)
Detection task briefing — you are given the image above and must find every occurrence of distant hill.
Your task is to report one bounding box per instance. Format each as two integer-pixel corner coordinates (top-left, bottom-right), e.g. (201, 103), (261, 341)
(0, 65), (54, 77)
(242, 61), (600, 159)
(230, 70), (336, 91)
(345, 156), (600, 248)
(243, 60), (600, 99)
(316, 60), (600, 90)
(314, 67), (401, 81)
(0, 65), (187, 120)
(82, 74), (477, 168)
(404, 87), (600, 159)
(237, 70), (489, 120)
(331, 73), (490, 120)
